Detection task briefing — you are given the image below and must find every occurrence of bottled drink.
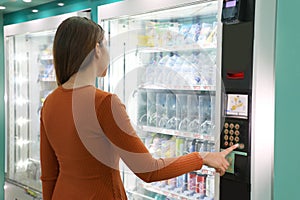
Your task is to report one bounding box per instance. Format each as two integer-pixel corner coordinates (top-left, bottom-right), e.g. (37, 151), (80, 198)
(206, 175), (215, 198)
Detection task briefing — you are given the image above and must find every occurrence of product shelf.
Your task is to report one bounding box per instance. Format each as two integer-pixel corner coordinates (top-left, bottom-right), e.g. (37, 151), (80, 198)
(138, 125), (215, 142)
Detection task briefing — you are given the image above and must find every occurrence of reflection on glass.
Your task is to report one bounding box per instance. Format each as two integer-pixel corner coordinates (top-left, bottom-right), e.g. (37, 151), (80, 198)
(5, 29), (57, 192)
(100, 1), (219, 199)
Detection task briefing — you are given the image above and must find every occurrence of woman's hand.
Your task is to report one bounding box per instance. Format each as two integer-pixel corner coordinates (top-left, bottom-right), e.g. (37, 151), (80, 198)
(200, 144), (239, 176)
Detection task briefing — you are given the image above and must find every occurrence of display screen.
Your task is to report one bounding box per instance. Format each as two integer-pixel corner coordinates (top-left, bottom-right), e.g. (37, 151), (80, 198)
(225, 94), (248, 117)
(226, 0), (237, 8)
(222, 0), (239, 23)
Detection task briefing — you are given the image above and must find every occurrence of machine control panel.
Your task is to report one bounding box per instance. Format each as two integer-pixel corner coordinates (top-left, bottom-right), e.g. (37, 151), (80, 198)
(221, 118), (249, 153)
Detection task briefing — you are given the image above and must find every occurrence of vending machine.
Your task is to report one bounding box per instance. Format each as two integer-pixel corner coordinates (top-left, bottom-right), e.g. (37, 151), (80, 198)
(98, 0), (222, 199)
(4, 10), (90, 199)
(98, 0), (275, 200)
(219, 0), (255, 199)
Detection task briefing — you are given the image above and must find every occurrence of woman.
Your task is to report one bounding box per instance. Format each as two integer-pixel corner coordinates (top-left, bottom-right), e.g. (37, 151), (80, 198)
(40, 16), (238, 200)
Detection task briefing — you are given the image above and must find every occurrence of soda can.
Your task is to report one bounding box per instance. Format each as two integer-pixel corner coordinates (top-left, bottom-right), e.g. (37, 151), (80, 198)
(188, 172), (197, 191)
(196, 173), (206, 195)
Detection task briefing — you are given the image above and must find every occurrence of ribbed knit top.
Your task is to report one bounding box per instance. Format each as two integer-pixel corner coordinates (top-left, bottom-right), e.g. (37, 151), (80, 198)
(40, 85), (203, 200)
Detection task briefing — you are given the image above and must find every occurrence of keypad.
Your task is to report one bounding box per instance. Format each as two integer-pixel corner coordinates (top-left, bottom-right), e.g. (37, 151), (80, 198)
(222, 121), (244, 149)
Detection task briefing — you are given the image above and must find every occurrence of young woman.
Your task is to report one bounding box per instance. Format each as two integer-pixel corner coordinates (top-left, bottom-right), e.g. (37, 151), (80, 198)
(40, 16), (238, 200)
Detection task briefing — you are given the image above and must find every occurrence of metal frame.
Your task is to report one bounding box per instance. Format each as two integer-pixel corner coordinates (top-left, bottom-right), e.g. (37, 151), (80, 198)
(251, 0), (276, 199)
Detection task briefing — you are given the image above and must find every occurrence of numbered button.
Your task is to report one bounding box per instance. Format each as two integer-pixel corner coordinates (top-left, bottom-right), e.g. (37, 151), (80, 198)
(224, 129), (229, 135)
(229, 142), (234, 147)
(235, 130), (240, 136)
(235, 137), (240, 142)
(235, 123), (240, 130)
(229, 123), (234, 129)
(224, 135), (229, 141)
(229, 130), (234, 135)
(224, 141), (229, 147)
(229, 136), (234, 141)
(224, 123), (229, 129)
(238, 143), (245, 149)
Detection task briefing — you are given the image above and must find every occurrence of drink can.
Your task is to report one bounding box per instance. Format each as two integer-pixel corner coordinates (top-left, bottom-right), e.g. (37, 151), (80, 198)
(196, 173), (206, 195)
(188, 172), (197, 191)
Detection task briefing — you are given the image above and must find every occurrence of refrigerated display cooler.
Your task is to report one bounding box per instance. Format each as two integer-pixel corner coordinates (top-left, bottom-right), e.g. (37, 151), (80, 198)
(98, 0), (275, 200)
(4, 10), (90, 199)
(98, 0), (222, 199)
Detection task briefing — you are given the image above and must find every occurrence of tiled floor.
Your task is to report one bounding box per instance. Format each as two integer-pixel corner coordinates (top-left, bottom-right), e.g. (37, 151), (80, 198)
(4, 182), (42, 200)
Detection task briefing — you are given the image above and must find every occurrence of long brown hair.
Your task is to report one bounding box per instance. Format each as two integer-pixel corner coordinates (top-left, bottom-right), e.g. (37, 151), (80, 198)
(53, 16), (104, 85)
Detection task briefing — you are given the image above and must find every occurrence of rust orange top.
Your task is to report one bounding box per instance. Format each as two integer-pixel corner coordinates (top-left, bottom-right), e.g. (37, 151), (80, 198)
(40, 86), (203, 200)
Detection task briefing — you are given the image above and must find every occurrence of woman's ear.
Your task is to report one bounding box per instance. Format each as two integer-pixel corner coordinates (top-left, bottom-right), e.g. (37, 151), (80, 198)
(95, 43), (101, 59)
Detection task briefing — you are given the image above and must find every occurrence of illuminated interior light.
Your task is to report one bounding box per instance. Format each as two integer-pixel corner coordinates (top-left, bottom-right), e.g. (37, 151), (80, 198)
(15, 96), (29, 106)
(16, 138), (30, 147)
(32, 9), (38, 13)
(58, 3), (64, 6)
(0, 6), (6, 10)
(16, 117), (30, 127)
(15, 76), (28, 85)
(23, 0), (32, 2)
(15, 54), (28, 62)
(16, 159), (30, 170)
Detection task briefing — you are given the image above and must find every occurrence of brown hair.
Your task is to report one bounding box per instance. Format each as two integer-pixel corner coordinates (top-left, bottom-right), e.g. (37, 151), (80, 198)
(53, 16), (104, 85)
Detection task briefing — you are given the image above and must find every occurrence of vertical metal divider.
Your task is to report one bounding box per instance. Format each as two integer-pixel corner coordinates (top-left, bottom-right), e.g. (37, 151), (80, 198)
(214, 0), (223, 199)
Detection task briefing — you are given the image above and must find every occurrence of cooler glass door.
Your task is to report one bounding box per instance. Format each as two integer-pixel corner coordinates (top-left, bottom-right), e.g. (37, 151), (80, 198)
(5, 29), (56, 193)
(99, 1), (221, 199)
(4, 11), (91, 197)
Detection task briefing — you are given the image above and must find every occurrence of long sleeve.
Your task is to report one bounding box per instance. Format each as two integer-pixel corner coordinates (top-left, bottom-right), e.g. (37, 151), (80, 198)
(96, 94), (203, 182)
(40, 107), (59, 200)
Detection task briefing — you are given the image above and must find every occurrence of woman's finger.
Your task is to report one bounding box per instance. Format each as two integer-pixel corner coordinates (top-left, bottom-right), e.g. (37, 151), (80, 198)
(222, 143), (239, 156)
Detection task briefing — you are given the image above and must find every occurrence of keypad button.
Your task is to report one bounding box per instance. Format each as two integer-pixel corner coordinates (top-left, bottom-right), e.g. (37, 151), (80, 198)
(224, 135), (229, 141)
(229, 123), (234, 129)
(235, 130), (240, 136)
(224, 141), (229, 147)
(235, 137), (240, 142)
(235, 124), (240, 130)
(238, 143), (245, 149)
(229, 142), (234, 146)
(229, 136), (234, 141)
(229, 130), (234, 135)
(224, 129), (229, 135)
(224, 123), (229, 128)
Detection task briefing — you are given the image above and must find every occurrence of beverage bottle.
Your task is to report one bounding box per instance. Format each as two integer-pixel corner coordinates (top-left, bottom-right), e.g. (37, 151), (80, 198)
(206, 175), (215, 198)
